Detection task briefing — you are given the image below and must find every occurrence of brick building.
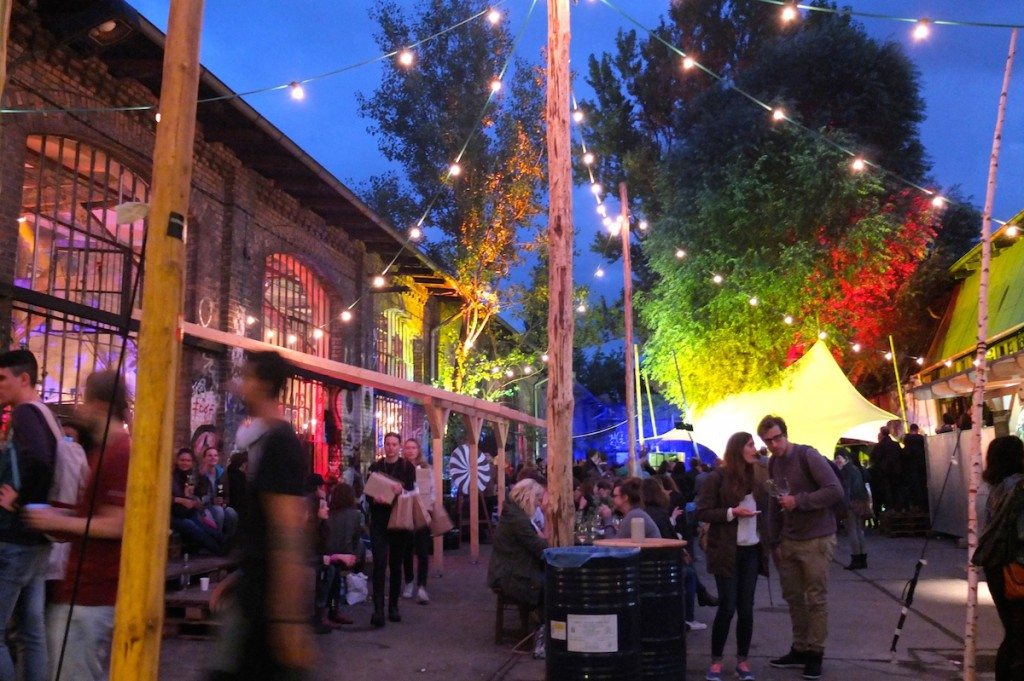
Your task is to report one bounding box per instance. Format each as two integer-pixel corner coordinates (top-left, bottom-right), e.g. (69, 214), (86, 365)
(0, 0), (509, 477)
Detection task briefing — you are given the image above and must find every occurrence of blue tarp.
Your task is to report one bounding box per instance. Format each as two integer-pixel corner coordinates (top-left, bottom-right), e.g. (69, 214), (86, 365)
(543, 546), (640, 568)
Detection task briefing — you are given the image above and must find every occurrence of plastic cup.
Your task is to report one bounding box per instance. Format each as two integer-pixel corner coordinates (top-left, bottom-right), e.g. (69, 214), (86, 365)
(199, 577), (210, 592)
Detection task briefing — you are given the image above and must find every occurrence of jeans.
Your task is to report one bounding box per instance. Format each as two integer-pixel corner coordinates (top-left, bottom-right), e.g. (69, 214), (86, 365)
(171, 516), (225, 555)
(403, 527), (430, 588)
(711, 544), (760, 661)
(314, 565), (346, 610)
(985, 565), (1024, 681)
(46, 603), (113, 681)
(209, 505), (238, 539)
(777, 535), (836, 654)
(846, 509), (866, 556)
(0, 542), (50, 681)
(369, 522), (410, 610)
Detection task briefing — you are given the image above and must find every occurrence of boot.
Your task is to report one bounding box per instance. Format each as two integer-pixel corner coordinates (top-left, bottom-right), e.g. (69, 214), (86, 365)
(328, 607), (353, 625)
(802, 651), (823, 679)
(370, 607), (386, 628)
(388, 603), (402, 622)
(844, 554), (861, 570)
(313, 608), (333, 634)
(769, 648), (808, 669)
(859, 553), (868, 569)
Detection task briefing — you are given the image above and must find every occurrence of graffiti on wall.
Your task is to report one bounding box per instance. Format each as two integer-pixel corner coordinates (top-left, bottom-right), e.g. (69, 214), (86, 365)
(190, 354), (220, 439)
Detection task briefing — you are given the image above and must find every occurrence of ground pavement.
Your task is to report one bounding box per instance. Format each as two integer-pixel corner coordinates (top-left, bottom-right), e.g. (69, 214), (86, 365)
(160, 529), (1004, 680)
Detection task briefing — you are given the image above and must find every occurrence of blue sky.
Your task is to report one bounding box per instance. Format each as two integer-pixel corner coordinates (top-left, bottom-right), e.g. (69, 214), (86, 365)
(130, 1), (1024, 308)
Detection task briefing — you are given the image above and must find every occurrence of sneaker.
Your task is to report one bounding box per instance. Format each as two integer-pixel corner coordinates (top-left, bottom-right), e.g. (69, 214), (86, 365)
(416, 586), (429, 604)
(685, 620), (707, 631)
(705, 662), (723, 681)
(735, 661), (755, 680)
(802, 652), (823, 679)
(402, 582), (416, 599)
(532, 624), (547, 659)
(769, 649), (808, 669)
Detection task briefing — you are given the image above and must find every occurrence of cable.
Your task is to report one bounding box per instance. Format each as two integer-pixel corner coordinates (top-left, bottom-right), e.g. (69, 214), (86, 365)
(753, 0), (1024, 31)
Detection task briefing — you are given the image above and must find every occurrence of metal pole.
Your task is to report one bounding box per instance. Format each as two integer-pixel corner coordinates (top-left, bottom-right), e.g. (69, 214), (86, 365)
(888, 334), (908, 430)
(633, 343), (644, 451)
(620, 182), (638, 476)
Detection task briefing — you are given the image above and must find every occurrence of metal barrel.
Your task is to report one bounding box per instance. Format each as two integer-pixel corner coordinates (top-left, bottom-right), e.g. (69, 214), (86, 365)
(636, 545), (686, 680)
(544, 546), (642, 681)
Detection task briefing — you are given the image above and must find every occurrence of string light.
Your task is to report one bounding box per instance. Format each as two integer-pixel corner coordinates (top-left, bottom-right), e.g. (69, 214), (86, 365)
(590, 183), (603, 195)
(582, 152), (595, 165)
(372, 275), (386, 288)
(712, 274), (723, 284)
(780, 4), (798, 23)
(912, 19), (931, 41)
(312, 328), (324, 340)
(596, 204), (607, 217)
(523, 366), (533, 374)
(487, 8), (502, 25)
(287, 334), (298, 346)
(850, 157), (866, 172)
(577, 303), (587, 313)
(491, 366), (501, 375)
(573, 110), (585, 123)
(595, 266), (605, 278)
(682, 56), (696, 71)
(931, 195), (946, 209)
(449, 162), (462, 177)
(944, 359), (953, 368)
(16, 216), (27, 223)
(340, 310), (353, 322)
(818, 331), (827, 340)
(638, 220), (648, 230)
(266, 330), (275, 340)
(771, 108), (786, 122)
(852, 343), (861, 353)
(783, 315), (794, 325)
(490, 79), (502, 93)
(884, 351), (893, 361)
(245, 315), (256, 326)
(506, 368), (515, 378)
(398, 49), (415, 67)
(1007, 225), (1021, 237)
(408, 225), (423, 241)
(748, 296), (759, 306)
(541, 353), (550, 363)
(916, 357), (925, 366)
(289, 82), (305, 100)
(154, 112), (161, 123)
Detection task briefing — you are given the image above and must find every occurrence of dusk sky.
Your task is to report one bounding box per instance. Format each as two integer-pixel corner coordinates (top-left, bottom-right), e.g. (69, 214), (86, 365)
(132, 1), (1024, 309)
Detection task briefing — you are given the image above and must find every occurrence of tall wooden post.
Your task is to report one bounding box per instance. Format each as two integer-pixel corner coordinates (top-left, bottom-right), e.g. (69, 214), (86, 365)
(0, 1), (13, 104)
(965, 27), (1017, 681)
(494, 419), (509, 514)
(545, 0), (574, 548)
(425, 399), (450, 574)
(620, 183), (638, 475)
(110, 1), (204, 679)
(463, 413), (484, 563)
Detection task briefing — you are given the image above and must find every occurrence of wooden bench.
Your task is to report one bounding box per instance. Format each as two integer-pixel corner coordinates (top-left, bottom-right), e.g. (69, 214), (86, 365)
(165, 555), (237, 588)
(165, 585), (219, 639)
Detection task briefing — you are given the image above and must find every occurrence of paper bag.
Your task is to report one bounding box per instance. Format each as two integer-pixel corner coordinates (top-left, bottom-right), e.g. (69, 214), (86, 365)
(429, 505), (455, 537)
(364, 471), (400, 505)
(388, 491), (416, 531)
(412, 493), (432, 530)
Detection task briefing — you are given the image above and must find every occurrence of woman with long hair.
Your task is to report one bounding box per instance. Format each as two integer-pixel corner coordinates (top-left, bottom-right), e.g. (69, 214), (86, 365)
(401, 438), (433, 604)
(696, 432), (770, 681)
(974, 436), (1024, 680)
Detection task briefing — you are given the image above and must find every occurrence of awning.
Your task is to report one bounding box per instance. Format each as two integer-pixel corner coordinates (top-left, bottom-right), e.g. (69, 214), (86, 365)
(911, 348), (1024, 400)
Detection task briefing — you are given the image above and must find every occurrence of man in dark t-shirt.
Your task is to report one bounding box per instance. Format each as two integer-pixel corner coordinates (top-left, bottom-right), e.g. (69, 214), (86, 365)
(209, 352), (311, 681)
(0, 350), (56, 681)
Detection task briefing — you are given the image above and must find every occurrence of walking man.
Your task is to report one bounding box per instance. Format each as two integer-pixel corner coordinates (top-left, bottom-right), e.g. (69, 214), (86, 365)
(758, 415), (842, 680)
(0, 350), (57, 681)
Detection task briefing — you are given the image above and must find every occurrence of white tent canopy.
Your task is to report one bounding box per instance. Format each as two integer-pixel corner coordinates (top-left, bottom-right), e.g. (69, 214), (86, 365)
(692, 341), (898, 458)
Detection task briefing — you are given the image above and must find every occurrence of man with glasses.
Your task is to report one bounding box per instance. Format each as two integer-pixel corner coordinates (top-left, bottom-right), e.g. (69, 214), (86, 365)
(757, 415), (842, 680)
(611, 477), (660, 539)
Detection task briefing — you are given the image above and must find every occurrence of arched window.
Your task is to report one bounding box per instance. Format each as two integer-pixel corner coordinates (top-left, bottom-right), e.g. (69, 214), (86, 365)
(262, 253), (330, 357)
(12, 135), (148, 404)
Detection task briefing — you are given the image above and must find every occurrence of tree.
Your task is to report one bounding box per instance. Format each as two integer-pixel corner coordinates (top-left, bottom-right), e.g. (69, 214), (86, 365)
(358, 0), (546, 393)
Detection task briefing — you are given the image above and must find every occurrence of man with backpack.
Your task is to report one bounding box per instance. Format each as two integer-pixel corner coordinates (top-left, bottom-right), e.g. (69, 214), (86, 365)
(758, 414), (843, 681)
(0, 350), (57, 681)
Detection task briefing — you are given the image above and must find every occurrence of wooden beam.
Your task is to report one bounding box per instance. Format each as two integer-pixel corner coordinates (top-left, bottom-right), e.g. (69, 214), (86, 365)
(110, 1), (204, 678)
(182, 322), (545, 428)
(493, 419), (509, 515)
(425, 398), (450, 574)
(462, 413), (484, 564)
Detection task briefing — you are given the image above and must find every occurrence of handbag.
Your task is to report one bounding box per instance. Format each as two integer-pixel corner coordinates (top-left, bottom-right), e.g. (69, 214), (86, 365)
(1005, 562), (1024, 600)
(387, 491), (416, 531)
(429, 505), (455, 537)
(852, 498), (874, 520)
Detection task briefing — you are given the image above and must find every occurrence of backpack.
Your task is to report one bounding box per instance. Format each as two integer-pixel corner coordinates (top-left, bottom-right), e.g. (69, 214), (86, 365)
(29, 402), (89, 510)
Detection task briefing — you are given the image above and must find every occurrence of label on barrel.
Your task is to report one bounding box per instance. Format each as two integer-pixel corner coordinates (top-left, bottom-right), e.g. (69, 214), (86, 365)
(550, 620), (567, 641)
(566, 614), (618, 653)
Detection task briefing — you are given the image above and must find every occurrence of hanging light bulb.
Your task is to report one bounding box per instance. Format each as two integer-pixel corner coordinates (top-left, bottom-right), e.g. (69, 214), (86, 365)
(638, 220), (649, 231)
(596, 204), (607, 217)
(490, 79), (502, 93)
(682, 56), (696, 71)
(340, 310), (353, 322)
(608, 221), (621, 237)
(154, 112), (161, 123)
(312, 328), (324, 340)
(780, 4), (798, 23)
(286, 334), (298, 346)
(595, 267), (605, 278)
(573, 110), (584, 123)
(771, 108), (786, 122)
(930, 194), (946, 209)
(783, 315), (794, 325)
(523, 366), (533, 375)
(408, 225), (423, 241)
(916, 357), (925, 366)
(245, 315), (256, 326)
(712, 274), (723, 284)
(590, 183), (602, 195)
(850, 157), (866, 172)
(487, 8), (502, 25)
(505, 368), (515, 378)
(398, 49), (415, 67)
(372, 275), (386, 288)
(884, 351), (893, 361)
(944, 359), (953, 368)
(749, 296), (758, 306)
(577, 303), (587, 313)
(582, 152), (595, 165)
(541, 353), (550, 363)
(289, 82), (305, 100)
(491, 366), (501, 375)
(912, 19), (930, 41)
(1007, 225), (1021, 237)
(817, 331), (827, 340)
(852, 343), (861, 353)
(266, 329), (276, 340)
(602, 217), (613, 229)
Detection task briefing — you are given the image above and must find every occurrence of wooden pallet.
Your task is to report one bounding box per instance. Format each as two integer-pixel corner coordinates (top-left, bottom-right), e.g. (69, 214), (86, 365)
(878, 511), (930, 537)
(165, 555), (236, 587)
(164, 585), (219, 639)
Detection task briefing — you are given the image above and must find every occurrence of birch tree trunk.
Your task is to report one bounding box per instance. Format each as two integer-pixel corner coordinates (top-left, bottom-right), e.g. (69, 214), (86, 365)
(964, 27), (1017, 681)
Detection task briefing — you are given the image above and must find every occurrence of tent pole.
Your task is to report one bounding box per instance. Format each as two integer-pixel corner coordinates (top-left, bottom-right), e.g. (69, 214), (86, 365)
(888, 335), (908, 430)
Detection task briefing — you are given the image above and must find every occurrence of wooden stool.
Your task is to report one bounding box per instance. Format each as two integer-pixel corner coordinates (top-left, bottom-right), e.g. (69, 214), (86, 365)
(493, 589), (532, 645)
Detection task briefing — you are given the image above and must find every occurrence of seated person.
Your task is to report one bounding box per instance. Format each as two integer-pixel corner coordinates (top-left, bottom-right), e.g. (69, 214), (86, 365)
(612, 477), (660, 539)
(198, 445), (239, 540)
(315, 482), (366, 630)
(171, 448), (227, 555)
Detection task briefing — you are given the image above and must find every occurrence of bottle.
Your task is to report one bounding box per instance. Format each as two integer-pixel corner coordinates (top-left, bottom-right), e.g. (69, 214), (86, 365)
(180, 552), (190, 588)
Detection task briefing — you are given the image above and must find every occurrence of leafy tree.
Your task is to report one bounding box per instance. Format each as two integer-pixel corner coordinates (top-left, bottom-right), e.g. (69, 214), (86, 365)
(358, 0), (545, 393)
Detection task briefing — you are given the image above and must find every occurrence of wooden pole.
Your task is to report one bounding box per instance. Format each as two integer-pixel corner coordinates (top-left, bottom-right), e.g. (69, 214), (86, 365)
(0, 1), (13, 105)
(888, 335), (908, 430)
(110, 1), (204, 678)
(620, 183), (638, 476)
(494, 419), (509, 515)
(632, 342), (644, 451)
(965, 27), (1017, 681)
(463, 413), (484, 563)
(545, 0), (574, 548)
(425, 399), (450, 575)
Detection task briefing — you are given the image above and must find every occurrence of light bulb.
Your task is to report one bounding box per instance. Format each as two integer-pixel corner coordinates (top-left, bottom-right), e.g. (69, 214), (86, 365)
(783, 315), (794, 325)
(596, 204), (607, 217)
(638, 220), (648, 230)
(1007, 225), (1020, 237)
(771, 108), (785, 122)
(577, 303), (587, 313)
(916, 357), (925, 366)
(340, 310), (353, 322)
(781, 4), (798, 23)
(712, 274), (723, 284)
(409, 225), (423, 241)
(523, 366), (533, 375)
(884, 351), (893, 361)
(912, 19), (930, 41)
(491, 366), (501, 375)
(818, 331), (827, 340)
(852, 343), (861, 353)
(602, 217), (613, 228)
(674, 249), (686, 259)
(590, 183), (602, 195)
(583, 152), (595, 165)
(487, 8), (501, 25)
(16, 216), (27, 223)
(931, 195), (946, 209)
(398, 49), (415, 67)
(682, 56), (696, 71)
(595, 267), (605, 278)
(608, 222), (621, 237)
(266, 330), (276, 340)
(289, 82), (305, 100)
(287, 334), (297, 345)
(749, 297), (758, 306)
(372, 275), (386, 288)
(490, 79), (502, 93)
(465, 338), (475, 349)
(245, 315), (256, 326)
(312, 328), (324, 340)
(573, 110), (584, 123)
(973, 358), (980, 367)
(944, 359), (952, 367)
(154, 112), (161, 123)
(851, 157), (866, 172)
(506, 369), (515, 378)
(541, 353), (550, 363)
(449, 163), (462, 177)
